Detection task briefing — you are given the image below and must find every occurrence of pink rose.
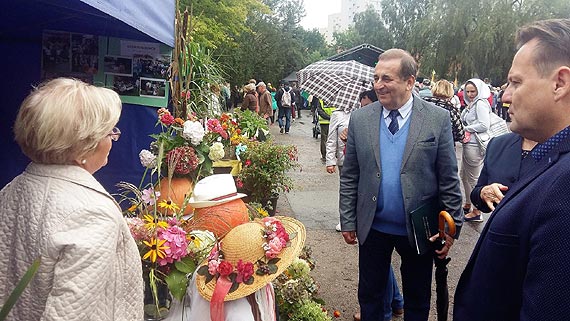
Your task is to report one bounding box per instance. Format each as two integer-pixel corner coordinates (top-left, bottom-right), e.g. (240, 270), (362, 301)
(265, 238), (283, 259)
(208, 260), (220, 275)
(208, 244), (219, 261)
(207, 119), (220, 131)
(160, 113), (175, 126)
(268, 220), (289, 243)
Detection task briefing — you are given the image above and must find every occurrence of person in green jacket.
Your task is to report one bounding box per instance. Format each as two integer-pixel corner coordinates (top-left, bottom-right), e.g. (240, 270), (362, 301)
(317, 101), (336, 161)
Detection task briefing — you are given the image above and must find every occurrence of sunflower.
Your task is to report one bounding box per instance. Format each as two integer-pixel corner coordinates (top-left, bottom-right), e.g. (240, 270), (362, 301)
(158, 199), (180, 213)
(256, 207), (269, 217)
(142, 238), (169, 263)
(143, 214), (169, 230)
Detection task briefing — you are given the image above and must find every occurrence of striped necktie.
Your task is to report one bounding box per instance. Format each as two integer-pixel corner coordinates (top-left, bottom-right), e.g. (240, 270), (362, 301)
(388, 110), (400, 134)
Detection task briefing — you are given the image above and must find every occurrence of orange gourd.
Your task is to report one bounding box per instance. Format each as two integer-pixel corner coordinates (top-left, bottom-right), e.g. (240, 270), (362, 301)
(188, 199), (249, 238)
(156, 177), (194, 215)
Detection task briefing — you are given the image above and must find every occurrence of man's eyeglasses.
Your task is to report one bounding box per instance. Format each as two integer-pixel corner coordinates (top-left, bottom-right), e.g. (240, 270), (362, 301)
(108, 127), (121, 142)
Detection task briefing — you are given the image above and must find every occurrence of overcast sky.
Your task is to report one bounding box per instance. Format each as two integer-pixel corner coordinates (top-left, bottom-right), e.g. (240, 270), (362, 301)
(300, 0), (341, 30)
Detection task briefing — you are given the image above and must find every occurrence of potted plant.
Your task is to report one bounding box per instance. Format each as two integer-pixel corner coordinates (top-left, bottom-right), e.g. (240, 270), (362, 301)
(234, 109), (270, 141)
(236, 140), (299, 213)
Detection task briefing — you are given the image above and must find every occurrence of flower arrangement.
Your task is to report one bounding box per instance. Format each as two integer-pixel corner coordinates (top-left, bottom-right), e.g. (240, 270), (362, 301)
(236, 139), (299, 203)
(139, 108), (213, 184)
(196, 217), (297, 292)
(273, 247), (331, 321)
(119, 181), (217, 318)
(204, 112), (247, 160)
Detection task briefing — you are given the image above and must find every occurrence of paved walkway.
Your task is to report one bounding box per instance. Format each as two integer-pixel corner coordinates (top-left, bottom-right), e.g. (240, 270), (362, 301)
(270, 113), (486, 321)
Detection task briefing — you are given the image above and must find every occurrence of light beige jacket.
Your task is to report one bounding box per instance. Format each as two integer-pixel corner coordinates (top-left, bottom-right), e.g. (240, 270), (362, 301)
(0, 163), (143, 321)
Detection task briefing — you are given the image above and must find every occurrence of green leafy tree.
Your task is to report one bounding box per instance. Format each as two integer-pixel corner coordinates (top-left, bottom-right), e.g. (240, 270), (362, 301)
(180, 0), (268, 50)
(380, 0), (570, 85)
(215, 0), (331, 86)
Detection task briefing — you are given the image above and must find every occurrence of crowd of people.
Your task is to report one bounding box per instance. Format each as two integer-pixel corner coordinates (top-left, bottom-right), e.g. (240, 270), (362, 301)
(2, 17), (570, 321)
(212, 79), (310, 136)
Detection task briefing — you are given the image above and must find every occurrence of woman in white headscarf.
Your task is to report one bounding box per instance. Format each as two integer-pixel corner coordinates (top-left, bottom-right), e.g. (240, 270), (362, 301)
(460, 78), (491, 222)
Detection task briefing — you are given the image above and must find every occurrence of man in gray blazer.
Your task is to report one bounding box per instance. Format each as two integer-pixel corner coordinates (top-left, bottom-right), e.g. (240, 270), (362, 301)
(339, 48), (462, 321)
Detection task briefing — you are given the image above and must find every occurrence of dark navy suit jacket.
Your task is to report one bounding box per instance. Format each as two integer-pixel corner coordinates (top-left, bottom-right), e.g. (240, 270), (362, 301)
(454, 135), (570, 320)
(470, 133), (522, 212)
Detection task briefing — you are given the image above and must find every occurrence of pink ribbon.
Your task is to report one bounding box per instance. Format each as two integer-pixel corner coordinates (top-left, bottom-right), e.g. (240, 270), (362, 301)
(210, 276), (232, 321)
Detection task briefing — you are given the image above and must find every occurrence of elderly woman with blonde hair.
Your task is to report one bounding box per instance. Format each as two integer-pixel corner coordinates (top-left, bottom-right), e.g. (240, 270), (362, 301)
(422, 80), (465, 142)
(0, 78), (143, 320)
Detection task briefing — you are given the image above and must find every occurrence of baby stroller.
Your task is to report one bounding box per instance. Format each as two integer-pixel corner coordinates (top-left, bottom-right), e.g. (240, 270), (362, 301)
(312, 111), (320, 139)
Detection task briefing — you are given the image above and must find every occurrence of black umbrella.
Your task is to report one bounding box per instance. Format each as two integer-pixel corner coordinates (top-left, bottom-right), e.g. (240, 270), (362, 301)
(434, 211), (456, 321)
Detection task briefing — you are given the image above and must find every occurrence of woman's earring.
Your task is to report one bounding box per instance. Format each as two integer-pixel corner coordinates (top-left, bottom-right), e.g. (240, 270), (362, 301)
(81, 159), (87, 165)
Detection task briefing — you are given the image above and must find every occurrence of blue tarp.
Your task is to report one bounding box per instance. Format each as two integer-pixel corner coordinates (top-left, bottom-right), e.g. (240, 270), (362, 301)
(0, 0), (175, 191)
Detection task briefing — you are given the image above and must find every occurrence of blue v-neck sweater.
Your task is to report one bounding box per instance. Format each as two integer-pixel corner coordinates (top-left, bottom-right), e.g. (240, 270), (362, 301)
(371, 117), (410, 236)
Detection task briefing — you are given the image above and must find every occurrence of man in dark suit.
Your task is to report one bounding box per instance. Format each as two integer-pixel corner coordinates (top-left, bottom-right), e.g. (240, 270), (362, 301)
(339, 48), (462, 321)
(454, 18), (570, 320)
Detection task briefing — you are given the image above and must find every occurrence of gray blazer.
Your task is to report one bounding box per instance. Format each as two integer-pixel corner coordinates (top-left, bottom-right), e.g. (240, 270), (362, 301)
(339, 96), (462, 245)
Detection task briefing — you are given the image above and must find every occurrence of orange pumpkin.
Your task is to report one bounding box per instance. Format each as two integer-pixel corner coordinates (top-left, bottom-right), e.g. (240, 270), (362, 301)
(188, 199), (249, 238)
(156, 177), (194, 215)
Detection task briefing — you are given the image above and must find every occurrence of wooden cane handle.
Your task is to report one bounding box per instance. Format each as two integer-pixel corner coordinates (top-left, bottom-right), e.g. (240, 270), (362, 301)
(439, 211), (456, 238)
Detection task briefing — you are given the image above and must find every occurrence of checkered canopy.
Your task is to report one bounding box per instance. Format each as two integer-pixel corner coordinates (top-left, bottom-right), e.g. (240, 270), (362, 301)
(297, 60), (374, 112)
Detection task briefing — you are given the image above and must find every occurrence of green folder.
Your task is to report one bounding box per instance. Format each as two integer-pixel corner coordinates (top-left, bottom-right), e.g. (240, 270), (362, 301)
(409, 197), (440, 255)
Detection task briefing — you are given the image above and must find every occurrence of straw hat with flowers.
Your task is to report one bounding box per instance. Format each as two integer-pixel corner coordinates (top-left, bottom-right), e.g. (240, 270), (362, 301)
(195, 216), (306, 304)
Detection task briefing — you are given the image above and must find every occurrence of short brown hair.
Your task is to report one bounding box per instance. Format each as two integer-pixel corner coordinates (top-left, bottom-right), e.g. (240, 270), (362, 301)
(378, 48), (418, 80)
(431, 80), (454, 99)
(516, 19), (570, 77)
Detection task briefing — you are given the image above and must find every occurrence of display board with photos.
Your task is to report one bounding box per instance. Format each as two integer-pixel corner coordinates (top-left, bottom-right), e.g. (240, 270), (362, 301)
(41, 30), (171, 107)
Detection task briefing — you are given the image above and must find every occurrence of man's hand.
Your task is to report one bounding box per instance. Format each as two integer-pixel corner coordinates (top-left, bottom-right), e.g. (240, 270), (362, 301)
(480, 183), (509, 211)
(429, 232), (455, 259)
(326, 165), (336, 173)
(339, 128), (348, 142)
(342, 231), (357, 245)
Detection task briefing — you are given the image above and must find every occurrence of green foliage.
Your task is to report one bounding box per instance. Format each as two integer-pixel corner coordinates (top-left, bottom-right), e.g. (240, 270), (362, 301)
(380, 0), (570, 84)
(179, 0), (268, 50)
(170, 7), (226, 118)
(237, 140), (299, 202)
(197, 0), (332, 87)
(187, 43), (226, 117)
(184, 0), (570, 91)
(0, 258), (40, 321)
(273, 249), (330, 321)
(164, 269), (188, 301)
(234, 110), (270, 139)
(287, 300), (332, 321)
(163, 255), (197, 302)
(174, 256), (197, 274)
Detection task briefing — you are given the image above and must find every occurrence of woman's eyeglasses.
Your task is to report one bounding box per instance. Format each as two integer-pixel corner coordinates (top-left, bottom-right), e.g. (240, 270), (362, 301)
(108, 127), (121, 142)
